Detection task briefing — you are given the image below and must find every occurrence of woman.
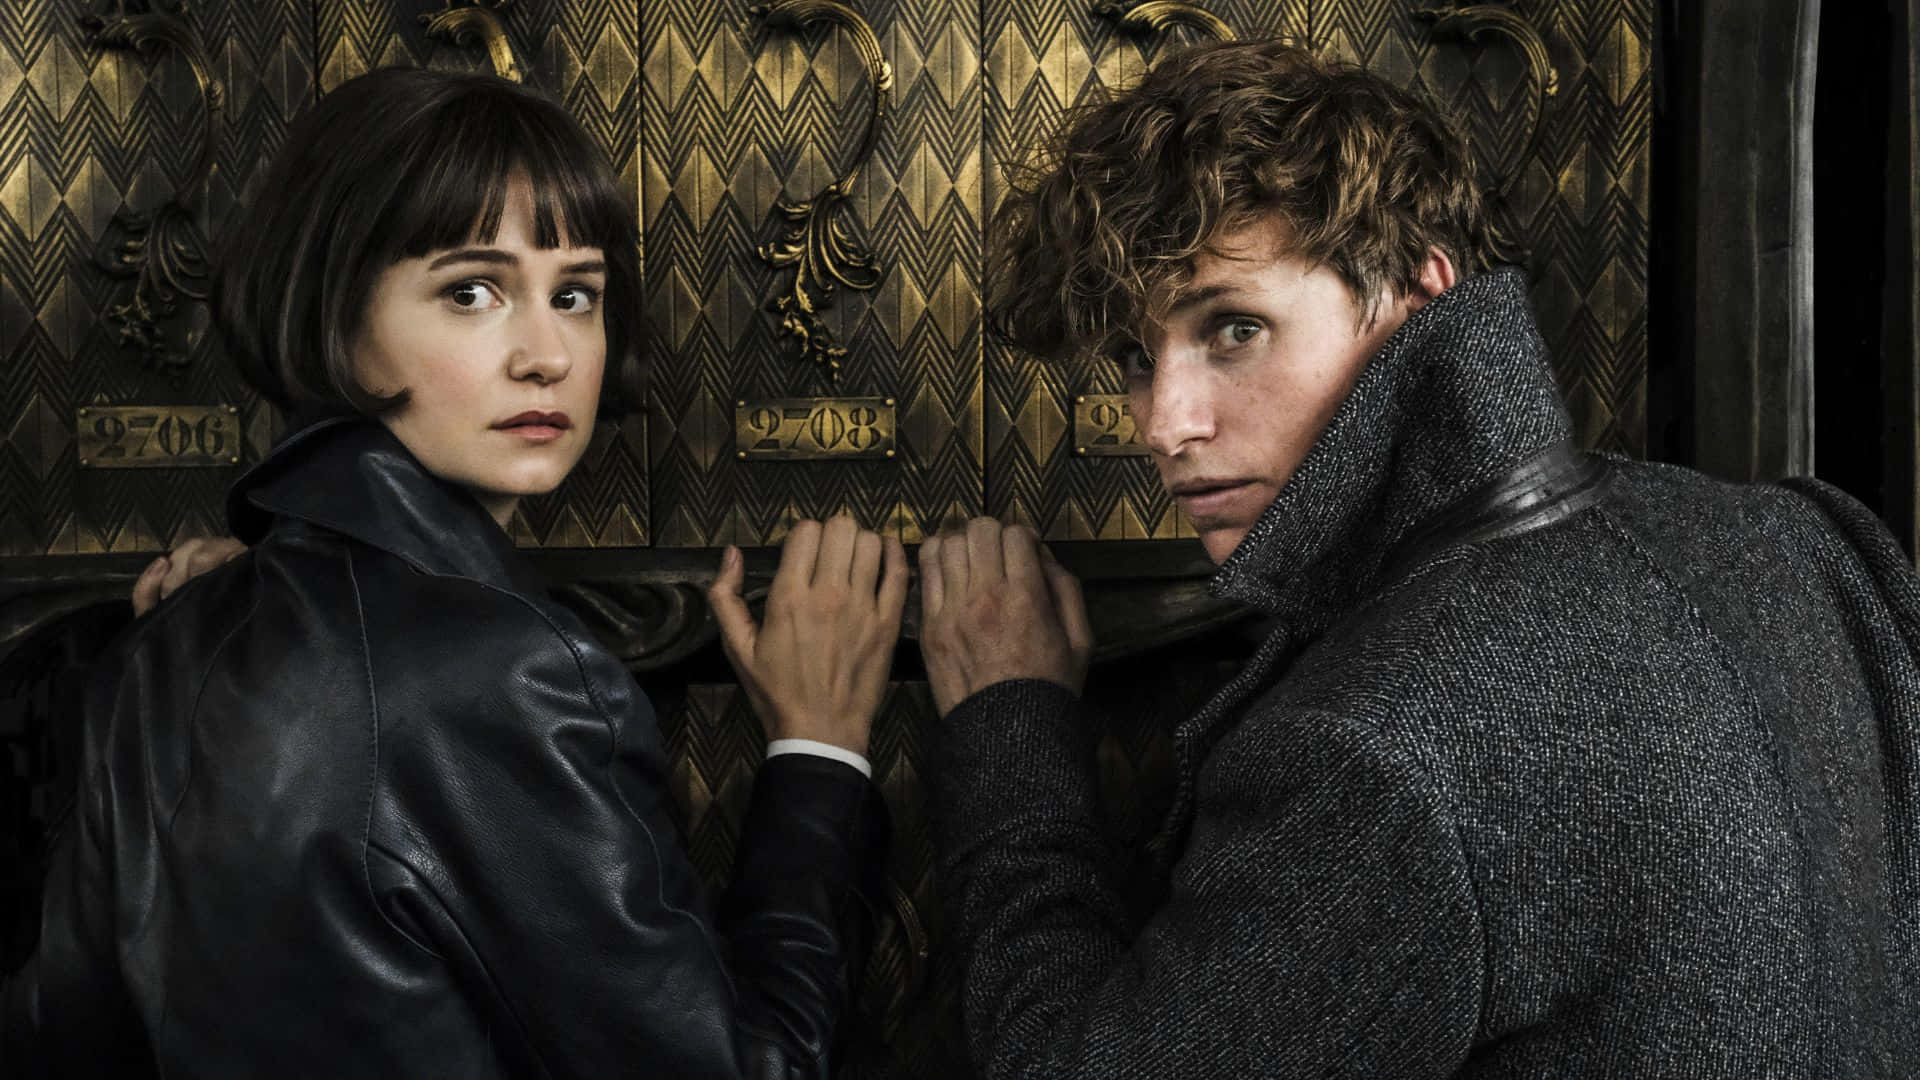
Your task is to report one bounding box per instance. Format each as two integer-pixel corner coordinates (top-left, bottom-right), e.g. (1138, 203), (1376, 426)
(3, 67), (902, 1078)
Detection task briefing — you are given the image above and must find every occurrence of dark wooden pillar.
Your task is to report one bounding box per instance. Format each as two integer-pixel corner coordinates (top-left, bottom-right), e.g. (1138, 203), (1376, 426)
(1680, 0), (1821, 482)
(1885, 0), (1920, 556)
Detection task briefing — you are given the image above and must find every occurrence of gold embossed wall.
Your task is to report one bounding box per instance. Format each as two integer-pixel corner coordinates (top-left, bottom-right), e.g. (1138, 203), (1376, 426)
(0, 0), (312, 555)
(3, 1), (1648, 554)
(642, 0), (985, 545)
(1316, 0), (1650, 453)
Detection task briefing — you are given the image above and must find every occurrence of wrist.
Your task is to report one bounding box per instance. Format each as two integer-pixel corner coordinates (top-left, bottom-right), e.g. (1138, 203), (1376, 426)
(769, 719), (869, 757)
(766, 738), (873, 778)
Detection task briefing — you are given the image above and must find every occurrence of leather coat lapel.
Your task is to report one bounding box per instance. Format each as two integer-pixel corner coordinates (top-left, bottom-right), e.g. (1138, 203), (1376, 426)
(226, 416), (547, 597)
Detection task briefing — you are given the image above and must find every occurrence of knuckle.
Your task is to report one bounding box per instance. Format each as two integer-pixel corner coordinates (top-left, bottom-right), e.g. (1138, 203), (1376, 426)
(963, 592), (1001, 624)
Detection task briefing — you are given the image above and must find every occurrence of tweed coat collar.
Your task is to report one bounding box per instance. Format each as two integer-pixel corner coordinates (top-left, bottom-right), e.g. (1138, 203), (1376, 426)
(1207, 265), (1575, 635)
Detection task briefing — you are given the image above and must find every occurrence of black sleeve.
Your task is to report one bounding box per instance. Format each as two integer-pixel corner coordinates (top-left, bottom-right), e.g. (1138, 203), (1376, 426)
(1778, 477), (1920, 1019)
(369, 609), (888, 1080)
(718, 753), (890, 1067)
(3, 766), (152, 1078)
(931, 678), (1482, 1078)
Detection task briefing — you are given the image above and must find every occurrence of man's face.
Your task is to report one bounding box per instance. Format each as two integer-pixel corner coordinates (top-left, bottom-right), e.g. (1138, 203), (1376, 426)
(1126, 215), (1426, 564)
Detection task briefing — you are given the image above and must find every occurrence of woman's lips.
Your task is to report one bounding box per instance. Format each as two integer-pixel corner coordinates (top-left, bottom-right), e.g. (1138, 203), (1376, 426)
(494, 411), (571, 443)
(499, 425), (566, 443)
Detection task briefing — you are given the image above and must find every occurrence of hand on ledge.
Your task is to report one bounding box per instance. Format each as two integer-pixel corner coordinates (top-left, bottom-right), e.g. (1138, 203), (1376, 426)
(131, 536), (248, 617)
(918, 518), (1093, 717)
(708, 514), (908, 757)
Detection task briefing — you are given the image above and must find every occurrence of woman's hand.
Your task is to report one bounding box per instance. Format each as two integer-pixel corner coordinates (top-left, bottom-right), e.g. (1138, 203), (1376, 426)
(131, 536), (249, 616)
(708, 515), (908, 755)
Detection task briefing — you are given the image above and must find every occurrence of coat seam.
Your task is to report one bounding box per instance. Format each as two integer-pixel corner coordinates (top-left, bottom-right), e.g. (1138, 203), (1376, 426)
(165, 570), (264, 831)
(502, 584), (739, 982)
(1592, 504), (1817, 873)
(352, 562), (560, 1080)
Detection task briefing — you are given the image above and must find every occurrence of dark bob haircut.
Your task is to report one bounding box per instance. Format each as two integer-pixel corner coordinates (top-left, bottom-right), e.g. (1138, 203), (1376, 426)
(214, 66), (641, 418)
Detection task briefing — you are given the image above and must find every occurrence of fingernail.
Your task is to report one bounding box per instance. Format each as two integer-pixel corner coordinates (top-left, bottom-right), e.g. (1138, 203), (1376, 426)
(143, 555), (170, 576)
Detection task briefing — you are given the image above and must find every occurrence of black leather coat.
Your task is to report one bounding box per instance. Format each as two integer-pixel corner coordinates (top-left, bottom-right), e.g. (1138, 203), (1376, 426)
(3, 418), (889, 1078)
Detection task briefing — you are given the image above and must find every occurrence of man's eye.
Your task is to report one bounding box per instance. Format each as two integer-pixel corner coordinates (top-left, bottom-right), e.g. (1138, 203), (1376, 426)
(1218, 319), (1262, 347)
(553, 285), (600, 314)
(445, 281), (501, 310)
(1115, 344), (1154, 377)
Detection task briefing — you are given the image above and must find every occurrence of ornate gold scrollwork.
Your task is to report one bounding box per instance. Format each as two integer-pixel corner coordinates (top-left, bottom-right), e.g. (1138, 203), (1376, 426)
(1092, 0), (1236, 43)
(1413, 1), (1559, 262)
(420, 0), (524, 83)
(83, 1), (223, 377)
(750, 0), (894, 380)
(873, 879), (930, 1040)
(550, 582), (718, 672)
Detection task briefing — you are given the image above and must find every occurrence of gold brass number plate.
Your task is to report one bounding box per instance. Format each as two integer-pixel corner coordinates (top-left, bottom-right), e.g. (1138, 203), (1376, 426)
(735, 397), (897, 461)
(76, 405), (241, 468)
(1073, 394), (1147, 457)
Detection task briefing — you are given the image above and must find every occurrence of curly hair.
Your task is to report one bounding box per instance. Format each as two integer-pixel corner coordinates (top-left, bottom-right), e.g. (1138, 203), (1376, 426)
(988, 38), (1494, 361)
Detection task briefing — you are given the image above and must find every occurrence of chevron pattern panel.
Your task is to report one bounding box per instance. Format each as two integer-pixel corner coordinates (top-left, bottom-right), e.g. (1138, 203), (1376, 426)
(318, 0), (649, 547)
(1314, 0), (1650, 454)
(642, 0), (984, 547)
(0, 0), (312, 555)
(982, 0), (1310, 540)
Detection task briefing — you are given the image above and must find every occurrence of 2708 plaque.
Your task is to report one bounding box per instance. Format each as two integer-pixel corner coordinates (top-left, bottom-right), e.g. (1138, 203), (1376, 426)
(734, 397), (897, 461)
(76, 406), (241, 469)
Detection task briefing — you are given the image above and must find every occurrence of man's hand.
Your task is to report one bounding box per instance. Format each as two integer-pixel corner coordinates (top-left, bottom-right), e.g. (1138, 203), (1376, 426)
(131, 536), (248, 616)
(918, 518), (1094, 717)
(709, 515), (908, 756)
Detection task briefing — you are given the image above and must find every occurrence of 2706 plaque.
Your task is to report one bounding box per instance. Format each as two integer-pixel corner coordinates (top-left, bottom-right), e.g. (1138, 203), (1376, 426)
(76, 405), (241, 469)
(735, 397), (897, 461)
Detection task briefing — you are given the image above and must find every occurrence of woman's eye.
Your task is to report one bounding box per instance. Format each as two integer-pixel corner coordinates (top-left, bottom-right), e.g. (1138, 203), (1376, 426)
(445, 281), (500, 311)
(553, 285), (600, 314)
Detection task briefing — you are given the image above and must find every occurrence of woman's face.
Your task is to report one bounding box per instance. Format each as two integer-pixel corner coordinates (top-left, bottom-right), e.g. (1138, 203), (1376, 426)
(353, 176), (608, 528)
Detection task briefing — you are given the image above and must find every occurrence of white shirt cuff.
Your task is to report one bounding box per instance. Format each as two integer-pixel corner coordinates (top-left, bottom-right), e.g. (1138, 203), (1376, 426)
(765, 738), (872, 779)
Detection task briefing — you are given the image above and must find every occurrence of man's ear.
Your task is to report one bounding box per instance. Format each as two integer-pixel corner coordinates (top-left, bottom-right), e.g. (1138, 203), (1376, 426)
(1404, 246), (1458, 313)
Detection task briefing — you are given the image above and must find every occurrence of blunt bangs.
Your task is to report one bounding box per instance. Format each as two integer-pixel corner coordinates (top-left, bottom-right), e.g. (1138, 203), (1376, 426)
(213, 67), (642, 421)
(380, 81), (632, 265)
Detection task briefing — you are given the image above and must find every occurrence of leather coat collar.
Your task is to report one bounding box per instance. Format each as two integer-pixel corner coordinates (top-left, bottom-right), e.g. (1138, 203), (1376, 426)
(1381, 440), (1612, 584)
(226, 416), (546, 596)
(1208, 266), (1586, 633)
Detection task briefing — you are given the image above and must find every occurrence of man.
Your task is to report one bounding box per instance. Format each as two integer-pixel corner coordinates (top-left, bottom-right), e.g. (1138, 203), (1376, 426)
(915, 39), (1917, 1076)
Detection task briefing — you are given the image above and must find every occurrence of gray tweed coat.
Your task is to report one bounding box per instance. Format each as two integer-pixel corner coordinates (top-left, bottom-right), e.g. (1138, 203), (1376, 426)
(931, 268), (1919, 1077)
